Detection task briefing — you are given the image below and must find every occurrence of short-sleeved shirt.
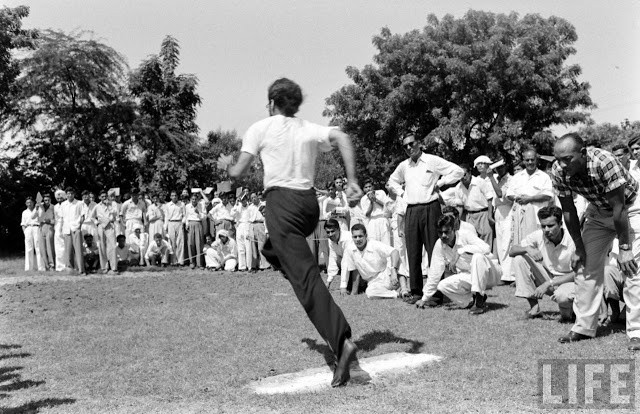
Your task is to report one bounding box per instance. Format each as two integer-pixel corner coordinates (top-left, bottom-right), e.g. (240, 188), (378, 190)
(520, 229), (576, 278)
(241, 115), (332, 190)
(550, 148), (638, 209)
(455, 176), (493, 211)
(340, 240), (396, 288)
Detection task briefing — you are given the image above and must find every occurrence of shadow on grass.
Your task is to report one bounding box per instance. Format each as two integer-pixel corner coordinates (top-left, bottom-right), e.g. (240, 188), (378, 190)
(0, 345), (21, 350)
(443, 302), (508, 313)
(0, 353), (31, 361)
(1, 398), (76, 413)
(302, 329), (425, 367)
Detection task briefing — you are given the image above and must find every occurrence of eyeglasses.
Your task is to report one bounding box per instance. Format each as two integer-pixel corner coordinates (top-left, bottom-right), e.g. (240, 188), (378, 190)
(403, 143), (414, 150)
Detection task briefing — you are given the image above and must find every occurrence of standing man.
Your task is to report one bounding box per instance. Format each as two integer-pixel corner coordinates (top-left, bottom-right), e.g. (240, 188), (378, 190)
(388, 134), (464, 304)
(219, 78), (363, 387)
(455, 164), (494, 247)
(96, 189), (118, 273)
(21, 196), (43, 271)
(551, 133), (640, 350)
(164, 190), (186, 265)
(360, 179), (391, 245)
(60, 187), (84, 273)
(38, 193), (56, 271)
(80, 190), (99, 240)
(53, 189), (67, 271)
(184, 193), (205, 269)
(121, 189), (146, 238)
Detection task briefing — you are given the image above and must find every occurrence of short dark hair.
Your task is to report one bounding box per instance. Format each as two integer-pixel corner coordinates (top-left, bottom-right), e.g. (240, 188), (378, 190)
(42, 193), (51, 199)
(25, 196), (33, 202)
(436, 214), (457, 230)
(268, 78), (303, 116)
(81, 190), (90, 197)
(459, 163), (471, 173)
(363, 178), (374, 187)
(116, 234), (126, 242)
(441, 205), (460, 219)
(154, 233), (163, 240)
(351, 223), (367, 235)
(83, 234), (93, 241)
(324, 218), (340, 231)
(612, 143), (629, 153)
(65, 187), (75, 194)
(537, 205), (563, 224)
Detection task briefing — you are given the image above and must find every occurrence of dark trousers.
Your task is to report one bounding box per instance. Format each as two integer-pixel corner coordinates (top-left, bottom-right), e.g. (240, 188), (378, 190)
(263, 187), (352, 359)
(405, 201), (441, 295)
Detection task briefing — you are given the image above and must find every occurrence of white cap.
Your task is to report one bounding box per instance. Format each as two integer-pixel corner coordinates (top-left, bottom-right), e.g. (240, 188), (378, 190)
(473, 155), (492, 168)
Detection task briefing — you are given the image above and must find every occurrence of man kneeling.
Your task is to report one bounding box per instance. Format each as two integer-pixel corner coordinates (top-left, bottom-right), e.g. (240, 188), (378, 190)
(145, 233), (173, 267)
(204, 230), (238, 271)
(510, 206), (576, 321)
(416, 214), (502, 314)
(339, 224), (403, 298)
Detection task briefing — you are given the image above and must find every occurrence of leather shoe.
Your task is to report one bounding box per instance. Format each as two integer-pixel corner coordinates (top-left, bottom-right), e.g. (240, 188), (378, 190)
(558, 331), (591, 343)
(524, 310), (543, 320)
(628, 338), (640, 351)
(404, 294), (422, 305)
(331, 339), (357, 387)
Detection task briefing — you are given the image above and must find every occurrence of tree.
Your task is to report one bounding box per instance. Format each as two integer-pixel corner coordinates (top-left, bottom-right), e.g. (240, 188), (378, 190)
(578, 119), (640, 149)
(129, 35), (202, 192)
(324, 10), (594, 182)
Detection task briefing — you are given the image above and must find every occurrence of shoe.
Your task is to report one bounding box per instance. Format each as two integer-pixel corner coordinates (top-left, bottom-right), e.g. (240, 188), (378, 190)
(524, 310), (543, 320)
(469, 293), (487, 315)
(628, 338), (640, 351)
(558, 331), (591, 343)
(331, 338), (357, 388)
(404, 294), (421, 305)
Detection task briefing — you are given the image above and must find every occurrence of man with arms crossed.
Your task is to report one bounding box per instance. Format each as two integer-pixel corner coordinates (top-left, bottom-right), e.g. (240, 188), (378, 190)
(220, 78), (363, 387)
(551, 133), (640, 349)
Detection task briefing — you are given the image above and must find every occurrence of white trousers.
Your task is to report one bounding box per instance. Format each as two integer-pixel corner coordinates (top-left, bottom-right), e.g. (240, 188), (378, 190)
(204, 250), (237, 271)
(54, 223), (66, 271)
(438, 253), (502, 306)
(24, 226), (43, 271)
(236, 222), (252, 271)
(361, 268), (398, 299)
(366, 216), (391, 245)
(391, 228), (409, 276)
(494, 204), (513, 281)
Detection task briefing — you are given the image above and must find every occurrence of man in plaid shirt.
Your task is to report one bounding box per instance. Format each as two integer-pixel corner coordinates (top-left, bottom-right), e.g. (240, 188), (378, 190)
(551, 133), (640, 350)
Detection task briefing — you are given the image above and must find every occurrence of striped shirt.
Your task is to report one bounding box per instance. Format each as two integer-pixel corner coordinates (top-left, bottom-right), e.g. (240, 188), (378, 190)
(550, 148), (638, 209)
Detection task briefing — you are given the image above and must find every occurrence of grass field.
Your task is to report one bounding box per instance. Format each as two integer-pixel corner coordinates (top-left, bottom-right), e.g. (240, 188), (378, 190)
(0, 256), (636, 413)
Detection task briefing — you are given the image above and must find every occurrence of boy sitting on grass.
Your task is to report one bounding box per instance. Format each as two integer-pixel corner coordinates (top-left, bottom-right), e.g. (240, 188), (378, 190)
(82, 234), (100, 274)
(145, 233), (173, 267)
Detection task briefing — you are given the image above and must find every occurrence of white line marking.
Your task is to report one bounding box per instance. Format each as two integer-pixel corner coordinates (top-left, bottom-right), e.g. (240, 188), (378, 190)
(249, 352), (443, 394)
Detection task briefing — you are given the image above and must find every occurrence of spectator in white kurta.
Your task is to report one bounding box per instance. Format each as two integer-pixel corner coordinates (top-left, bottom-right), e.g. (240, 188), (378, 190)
(145, 233), (173, 267)
(339, 223), (402, 299)
(21, 196), (43, 271)
(38, 193), (56, 271)
(506, 148), (554, 246)
(121, 189), (147, 238)
(61, 187), (85, 273)
(147, 194), (165, 240)
(80, 190), (99, 240)
(249, 192), (269, 271)
(509, 206), (577, 321)
(416, 214), (502, 314)
(455, 163), (494, 247)
(360, 179), (391, 245)
(324, 219), (351, 289)
(206, 230), (237, 271)
(490, 162), (514, 282)
(231, 195), (253, 271)
(53, 189), (67, 271)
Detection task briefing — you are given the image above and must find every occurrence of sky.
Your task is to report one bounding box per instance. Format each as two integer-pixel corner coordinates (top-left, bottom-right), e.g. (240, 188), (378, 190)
(6, 0), (640, 137)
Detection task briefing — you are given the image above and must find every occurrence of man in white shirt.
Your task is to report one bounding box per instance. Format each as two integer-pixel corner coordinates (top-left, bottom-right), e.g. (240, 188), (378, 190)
(184, 193), (205, 269)
(80, 190), (99, 239)
(613, 143), (640, 183)
(221, 78), (362, 387)
(212, 193), (237, 239)
(21, 196), (43, 271)
(96, 189), (118, 273)
(324, 219), (351, 289)
(231, 194), (253, 271)
(506, 148), (554, 247)
(340, 224), (402, 299)
(360, 179), (391, 245)
(145, 233), (173, 267)
(121, 189), (147, 238)
(455, 164), (494, 246)
(388, 134), (464, 304)
(164, 190), (185, 265)
(416, 214), (502, 314)
(249, 192), (269, 270)
(60, 187), (85, 273)
(53, 189), (67, 271)
(509, 206), (577, 321)
(205, 230), (238, 271)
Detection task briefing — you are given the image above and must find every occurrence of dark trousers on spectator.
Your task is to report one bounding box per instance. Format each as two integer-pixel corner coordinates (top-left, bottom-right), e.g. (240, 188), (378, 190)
(263, 187), (352, 360)
(405, 200), (441, 295)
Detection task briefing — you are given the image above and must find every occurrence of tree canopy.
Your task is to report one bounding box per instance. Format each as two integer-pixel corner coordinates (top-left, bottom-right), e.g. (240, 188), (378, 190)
(324, 10), (594, 182)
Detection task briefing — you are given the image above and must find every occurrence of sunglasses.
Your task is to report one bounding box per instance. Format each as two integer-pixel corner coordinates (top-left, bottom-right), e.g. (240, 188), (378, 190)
(403, 143), (415, 150)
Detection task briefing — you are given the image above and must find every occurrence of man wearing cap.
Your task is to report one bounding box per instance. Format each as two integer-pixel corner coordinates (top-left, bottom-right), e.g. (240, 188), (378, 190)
(455, 163), (494, 247)
(220, 78), (363, 387)
(53, 189), (67, 271)
(551, 133), (640, 350)
(21, 196), (43, 271)
(206, 230), (238, 271)
(121, 189), (147, 238)
(507, 147), (554, 249)
(387, 134), (464, 304)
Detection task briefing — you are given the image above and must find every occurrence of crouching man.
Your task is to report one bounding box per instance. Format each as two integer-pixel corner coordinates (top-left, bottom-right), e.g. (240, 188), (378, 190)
(82, 234), (100, 274)
(115, 234), (137, 272)
(204, 230), (238, 271)
(324, 219), (351, 289)
(509, 206), (577, 321)
(339, 224), (404, 299)
(145, 233), (173, 267)
(416, 214), (502, 314)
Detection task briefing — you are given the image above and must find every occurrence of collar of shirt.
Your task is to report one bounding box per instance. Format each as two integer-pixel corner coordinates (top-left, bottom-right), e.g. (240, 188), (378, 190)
(543, 229), (571, 249)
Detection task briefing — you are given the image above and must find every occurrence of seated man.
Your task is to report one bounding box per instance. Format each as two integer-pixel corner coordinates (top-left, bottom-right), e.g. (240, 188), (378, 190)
(339, 223), (403, 299)
(416, 214), (502, 314)
(82, 234), (100, 274)
(441, 205), (477, 236)
(510, 206), (576, 321)
(127, 224), (145, 266)
(324, 219), (351, 289)
(115, 234), (137, 272)
(206, 229), (238, 271)
(145, 233), (173, 267)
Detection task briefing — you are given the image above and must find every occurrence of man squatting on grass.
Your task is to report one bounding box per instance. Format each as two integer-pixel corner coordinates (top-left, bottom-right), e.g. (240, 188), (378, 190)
(219, 78), (364, 387)
(550, 133), (640, 351)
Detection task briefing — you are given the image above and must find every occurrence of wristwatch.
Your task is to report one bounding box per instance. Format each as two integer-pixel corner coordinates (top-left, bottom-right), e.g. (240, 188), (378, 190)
(620, 243), (632, 251)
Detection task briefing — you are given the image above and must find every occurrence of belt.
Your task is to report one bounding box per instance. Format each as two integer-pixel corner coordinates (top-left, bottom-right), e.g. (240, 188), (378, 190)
(252, 221), (264, 223)
(169, 219), (182, 222)
(29, 224), (40, 227)
(188, 220), (201, 223)
(407, 199), (439, 207)
(466, 208), (488, 213)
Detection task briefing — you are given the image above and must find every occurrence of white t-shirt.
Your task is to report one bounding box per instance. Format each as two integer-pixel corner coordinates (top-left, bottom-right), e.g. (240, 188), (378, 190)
(241, 115), (332, 190)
